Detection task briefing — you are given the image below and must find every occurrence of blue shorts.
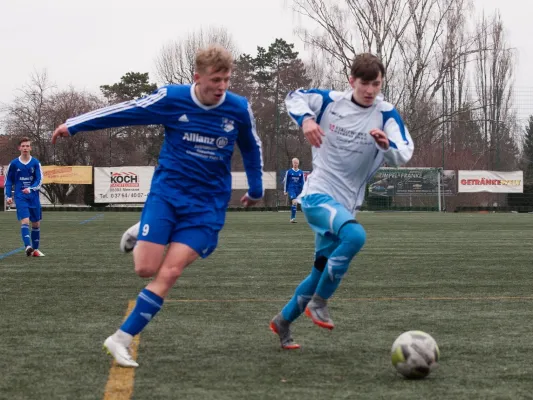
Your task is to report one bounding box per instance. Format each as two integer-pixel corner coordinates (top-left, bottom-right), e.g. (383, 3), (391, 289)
(16, 200), (42, 222)
(138, 193), (221, 258)
(301, 193), (356, 257)
(288, 190), (301, 201)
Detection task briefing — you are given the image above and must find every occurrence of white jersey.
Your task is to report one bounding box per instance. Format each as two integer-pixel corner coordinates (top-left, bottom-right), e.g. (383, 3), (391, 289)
(285, 88), (414, 214)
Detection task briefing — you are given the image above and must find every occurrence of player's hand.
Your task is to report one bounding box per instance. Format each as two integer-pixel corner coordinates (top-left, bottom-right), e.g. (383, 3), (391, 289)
(22, 188), (31, 194)
(284, 192), (287, 196)
(52, 123), (70, 144)
(302, 118), (325, 148)
(240, 193), (259, 208)
(6, 197), (13, 205)
(370, 129), (389, 150)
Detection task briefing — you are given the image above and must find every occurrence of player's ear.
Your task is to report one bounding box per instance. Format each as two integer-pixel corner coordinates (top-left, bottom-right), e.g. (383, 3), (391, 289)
(193, 72), (201, 83)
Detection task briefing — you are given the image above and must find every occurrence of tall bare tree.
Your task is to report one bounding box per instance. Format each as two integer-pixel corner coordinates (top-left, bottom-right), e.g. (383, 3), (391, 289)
(154, 26), (239, 84)
(2, 71), (53, 163)
(474, 11), (515, 169)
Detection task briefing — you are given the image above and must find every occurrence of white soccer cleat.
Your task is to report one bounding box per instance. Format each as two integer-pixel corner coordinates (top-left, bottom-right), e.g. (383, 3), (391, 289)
(25, 246), (34, 256)
(32, 249), (45, 257)
(103, 335), (139, 368)
(120, 222), (140, 253)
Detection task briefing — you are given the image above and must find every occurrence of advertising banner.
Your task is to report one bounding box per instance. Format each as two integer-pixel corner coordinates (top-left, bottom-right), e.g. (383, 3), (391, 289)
(94, 167), (154, 203)
(368, 168), (451, 197)
(458, 170), (523, 193)
(42, 166), (93, 184)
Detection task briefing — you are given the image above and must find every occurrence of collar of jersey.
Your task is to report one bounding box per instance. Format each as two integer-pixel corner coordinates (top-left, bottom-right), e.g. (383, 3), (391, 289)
(190, 83), (226, 110)
(18, 156), (32, 165)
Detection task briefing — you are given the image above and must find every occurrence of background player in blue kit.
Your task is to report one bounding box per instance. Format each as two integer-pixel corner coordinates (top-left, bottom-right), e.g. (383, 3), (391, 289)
(4, 137), (45, 257)
(52, 45), (264, 367)
(283, 157), (304, 223)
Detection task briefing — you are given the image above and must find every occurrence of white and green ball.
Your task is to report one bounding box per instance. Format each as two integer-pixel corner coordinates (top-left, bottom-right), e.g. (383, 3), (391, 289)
(391, 330), (440, 379)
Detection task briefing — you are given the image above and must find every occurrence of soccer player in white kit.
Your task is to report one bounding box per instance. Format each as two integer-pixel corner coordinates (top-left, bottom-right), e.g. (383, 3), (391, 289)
(270, 53), (414, 349)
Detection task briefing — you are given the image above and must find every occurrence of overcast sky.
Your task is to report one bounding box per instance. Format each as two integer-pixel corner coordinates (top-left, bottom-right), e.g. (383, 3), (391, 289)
(0, 0), (531, 120)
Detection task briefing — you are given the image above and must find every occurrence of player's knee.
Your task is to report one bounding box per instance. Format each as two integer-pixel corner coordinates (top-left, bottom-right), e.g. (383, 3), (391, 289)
(133, 255), (160, 277)
(159, 262), (187, 281)
(314, 255), (328, 272)
(134, 263), (158, 278)
(20, 218), (30, 225)
(31, 222), (40, 229)
(338, 222), (366, 255)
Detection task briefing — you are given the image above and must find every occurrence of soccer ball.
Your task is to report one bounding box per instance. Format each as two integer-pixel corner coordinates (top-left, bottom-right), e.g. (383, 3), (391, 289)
(391, 330), (440, 379)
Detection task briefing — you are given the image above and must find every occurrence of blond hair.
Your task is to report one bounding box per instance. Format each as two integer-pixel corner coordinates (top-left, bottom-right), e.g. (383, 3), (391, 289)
(195, 45), (234, 74)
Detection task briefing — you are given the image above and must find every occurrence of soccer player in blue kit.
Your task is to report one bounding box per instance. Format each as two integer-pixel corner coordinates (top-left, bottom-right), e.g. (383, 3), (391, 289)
(270, 53), (414, 349)
(52, 45), (264, 367)
(283, 158), (304, 223)
(4, 137), (45, 257)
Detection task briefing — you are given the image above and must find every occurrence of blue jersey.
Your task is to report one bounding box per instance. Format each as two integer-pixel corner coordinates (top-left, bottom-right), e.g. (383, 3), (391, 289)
(66, 84), (264, 210)
(284, 168), (305, 196)
(4, 156), (43, 207)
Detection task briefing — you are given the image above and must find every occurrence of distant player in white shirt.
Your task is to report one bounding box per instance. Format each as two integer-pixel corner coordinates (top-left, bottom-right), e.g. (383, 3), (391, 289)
(270, 53), (414, 349)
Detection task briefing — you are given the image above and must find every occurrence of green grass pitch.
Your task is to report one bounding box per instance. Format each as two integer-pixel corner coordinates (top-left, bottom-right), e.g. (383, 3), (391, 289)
(1, 211), (532, 399)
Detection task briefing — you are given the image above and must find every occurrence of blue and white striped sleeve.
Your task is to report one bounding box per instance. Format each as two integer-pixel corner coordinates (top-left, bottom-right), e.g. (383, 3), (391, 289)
(283, 171), (289, 192)
(237, 102), (264, 200)
(380, 107), (414, 166)
(66, 87), (171, 135)
(285, 89), (333, 127)
(4, 163), (13, 198)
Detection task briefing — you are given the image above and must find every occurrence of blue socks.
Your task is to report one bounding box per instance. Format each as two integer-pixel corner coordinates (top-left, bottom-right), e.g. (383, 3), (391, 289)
(31, 228), (40, 250)
(120, 289), (164, 336)
(21, 224), (31, 247)
(291, 205), (297, 220)
(315, 223), (366, 299)
(281, 267), (322, 322)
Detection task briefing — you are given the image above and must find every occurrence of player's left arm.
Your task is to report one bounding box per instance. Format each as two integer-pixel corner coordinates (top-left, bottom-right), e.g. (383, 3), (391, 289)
(237, 102), (264, 203)
(297, 171), (305, 190)
(28, 161), (43, 192)
(377, 108), (414, 166)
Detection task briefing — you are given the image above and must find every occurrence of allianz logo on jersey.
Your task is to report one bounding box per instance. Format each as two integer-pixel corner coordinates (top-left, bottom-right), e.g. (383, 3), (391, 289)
(19, 176), (33, 181)
(183, 132), (228, 149)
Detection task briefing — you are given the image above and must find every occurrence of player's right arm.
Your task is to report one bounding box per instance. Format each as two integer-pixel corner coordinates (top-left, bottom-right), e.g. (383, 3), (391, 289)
(285, 89), (333, 147)
(4, 163), (14, 204)
(283, 170), (289, 194)
(52, 87), (172, 143)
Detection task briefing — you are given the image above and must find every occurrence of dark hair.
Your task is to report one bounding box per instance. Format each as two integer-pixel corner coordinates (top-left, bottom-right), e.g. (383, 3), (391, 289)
(18, 137), (31, 145)
(350, 53), (385, 81)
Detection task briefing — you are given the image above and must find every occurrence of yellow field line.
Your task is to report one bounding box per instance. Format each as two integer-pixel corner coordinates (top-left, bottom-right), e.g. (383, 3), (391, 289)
(103, 300), (139, 400)
(165, 295), (533, 303)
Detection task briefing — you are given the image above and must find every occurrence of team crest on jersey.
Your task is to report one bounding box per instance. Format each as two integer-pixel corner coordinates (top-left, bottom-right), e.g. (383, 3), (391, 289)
(221, 118), (235, 132)
(216, 137), (228, 149)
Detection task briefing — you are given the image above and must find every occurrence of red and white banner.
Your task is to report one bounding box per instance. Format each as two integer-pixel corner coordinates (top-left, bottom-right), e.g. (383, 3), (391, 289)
(94, 166), (154, 203)
(458, 170), (523, 193)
